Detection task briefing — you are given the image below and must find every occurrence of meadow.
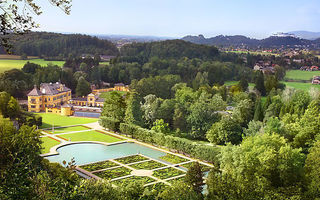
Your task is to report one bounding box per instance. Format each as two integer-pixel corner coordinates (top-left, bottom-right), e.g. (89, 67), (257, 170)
(285, 70), (320, 81)
(0, 58), (65, 73)
(281, 81), (320, 91)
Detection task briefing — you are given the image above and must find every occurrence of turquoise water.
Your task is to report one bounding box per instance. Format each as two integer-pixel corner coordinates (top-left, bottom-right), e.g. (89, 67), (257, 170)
(46, 142), (167, 166)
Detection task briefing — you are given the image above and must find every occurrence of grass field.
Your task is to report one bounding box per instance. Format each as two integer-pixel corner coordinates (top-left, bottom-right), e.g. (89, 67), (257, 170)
(47, 125), (91, 134)
(37, 113), (98, 129)
(60, 130), (123, 143)
(285, 70), (320, 81)
(41, 136), (60, 154)
(0, 59), (65, 73)
(99, 90), (127, 99)
(281, 81), (320, 91)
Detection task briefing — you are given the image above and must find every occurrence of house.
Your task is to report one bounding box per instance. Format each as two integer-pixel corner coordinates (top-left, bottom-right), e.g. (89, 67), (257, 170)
(310, 66), (319, 71)
(69, 93), (105, 107)
(92, 83), (129, 94)
(27, 82), (72, 113)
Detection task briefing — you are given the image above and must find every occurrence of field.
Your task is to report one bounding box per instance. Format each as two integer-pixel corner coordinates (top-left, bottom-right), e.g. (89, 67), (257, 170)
(0, 59), (65, 73)
(37, 113), (98, 128)
(47, 125), (91, 134)
(285, 70), (320, 81)
(59, 130), (123, 143)
(281, 81), (320, 91)
(99, 90), (127, 99)
(225, 50), (279, 56)
(40, 136), (60, 154)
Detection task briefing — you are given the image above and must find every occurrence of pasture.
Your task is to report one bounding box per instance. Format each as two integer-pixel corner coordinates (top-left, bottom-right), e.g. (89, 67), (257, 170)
(285, 70), (320, 81)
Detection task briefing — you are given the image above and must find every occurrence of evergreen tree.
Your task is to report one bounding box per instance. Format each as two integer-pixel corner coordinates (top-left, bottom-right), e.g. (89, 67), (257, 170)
(254, 99), (264, 121)
(184, 162), (204, 195)
(238, 76), (249, 92)
(124, 92), (144, 126)
(255, 71), (266, 96)
(75, 76), (91, 97)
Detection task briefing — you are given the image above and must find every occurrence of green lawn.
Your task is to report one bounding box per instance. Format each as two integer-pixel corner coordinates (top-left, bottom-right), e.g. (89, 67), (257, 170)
(37, 113), (98, 129)
(0, 59), (65, 73)
(285, 70), (320, 81)
(48, 125), (91, 134)
(281, 81), (320, 91)
(40, 136), (60, 154)
(99, 90), (127, 99)
(60, 130), (123, 143)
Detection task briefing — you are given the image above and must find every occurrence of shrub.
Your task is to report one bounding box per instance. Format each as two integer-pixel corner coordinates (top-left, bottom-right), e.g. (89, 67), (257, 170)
(99, 116), (120, 131)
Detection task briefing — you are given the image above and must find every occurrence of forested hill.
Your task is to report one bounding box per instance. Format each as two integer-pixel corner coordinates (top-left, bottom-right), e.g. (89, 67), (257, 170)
(0, 32), (119, 58)
(182, 34), (319, 48)
(119, 39), (219, 63)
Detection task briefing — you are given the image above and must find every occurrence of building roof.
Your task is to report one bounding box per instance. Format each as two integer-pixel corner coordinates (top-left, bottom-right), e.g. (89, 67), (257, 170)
(27, 85), (42, 96)
(39, 82), (71, 95)
(71, 97), (87, 101)
(61, 103), (73, 108)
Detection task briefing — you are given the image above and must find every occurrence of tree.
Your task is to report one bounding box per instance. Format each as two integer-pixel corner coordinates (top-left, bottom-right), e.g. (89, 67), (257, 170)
(255, 71), (266, 96)
(243, 120), (264, 137)
(238, 76), (249, 92)
(124, 92), (144, 127)
(151, 119), (170, 134)
(141, 94), (162, 127)
(22, 62), (41, 74)
(206, 115), (243, 145)
(158, 181), (202, 200)
(75, 76), (91, 97)
(304, 140), (320, 198)
(232, 99), (255, 127)
(254, 98), (264, 121)
(101, 91), (126, 122)
(184, 162), (204, 195)
(0, 1), (71, 51)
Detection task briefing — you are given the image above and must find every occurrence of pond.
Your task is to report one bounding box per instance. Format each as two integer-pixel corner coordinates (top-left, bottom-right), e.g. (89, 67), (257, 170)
(45, 142), (166, 166)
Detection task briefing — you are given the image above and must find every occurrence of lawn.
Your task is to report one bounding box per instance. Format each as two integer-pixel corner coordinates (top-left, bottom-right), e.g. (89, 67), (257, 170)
(282, 81), (320, 91)
(99, 90), (127, 99)
(37, 113), (98, 129)
(40, 136), (60, 154)
(0, 59), (65, 73)
(47, 125), (91, 134)
(285, 70), (320, 81)
(60, 130), (123, 143)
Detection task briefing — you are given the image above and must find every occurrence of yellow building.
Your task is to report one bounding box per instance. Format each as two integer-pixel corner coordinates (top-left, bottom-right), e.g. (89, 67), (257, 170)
(92, 83), (129, 94)
(69, 93), (104, 107)
(27, 82), (72, 112)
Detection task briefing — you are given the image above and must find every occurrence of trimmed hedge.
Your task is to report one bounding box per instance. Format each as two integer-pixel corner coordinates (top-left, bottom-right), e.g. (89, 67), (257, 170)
(99, 117), (120, 131)
(119, 123), (220, 165)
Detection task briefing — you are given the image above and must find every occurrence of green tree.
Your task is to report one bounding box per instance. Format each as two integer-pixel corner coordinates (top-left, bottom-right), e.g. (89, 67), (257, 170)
(124, 92), (144, 127)
(232, 99), (255, 127)
(184, 162), (204, 195)
(238, 76), (249, 91)
(141, 94), (162, 127)
(158, 181), (202, 200)
(206, 115), (243, 145)
(243, 120), (264, 137)
(304, 140), (320, 198)
(151, 119), (170, 134)
(101, 91), (126, 122)
(75, 76), (91, 97)
(254, 98), (264, 121)
(254, 71), (266, 96)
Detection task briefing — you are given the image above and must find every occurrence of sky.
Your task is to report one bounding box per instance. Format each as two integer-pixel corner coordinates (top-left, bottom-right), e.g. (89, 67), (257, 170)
(34, 0), (320, 39)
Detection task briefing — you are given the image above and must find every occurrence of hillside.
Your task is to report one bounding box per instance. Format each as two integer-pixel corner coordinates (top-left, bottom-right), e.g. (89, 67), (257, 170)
(0, 32), (119, 58)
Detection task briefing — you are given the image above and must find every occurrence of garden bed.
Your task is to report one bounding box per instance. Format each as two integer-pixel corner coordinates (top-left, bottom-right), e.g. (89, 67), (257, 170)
(159, 154), (189, 164)
(129, 160), (166, 170)
(114, 155), (148, 164)
(153, 167), (185, 179)
(79, 160), (119, 172)
(112, 176), (155, 186)
(93, 167), (132, 179)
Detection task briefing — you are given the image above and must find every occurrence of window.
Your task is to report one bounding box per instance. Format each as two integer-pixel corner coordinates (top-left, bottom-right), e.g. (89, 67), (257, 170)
(31, 105), (36, 108)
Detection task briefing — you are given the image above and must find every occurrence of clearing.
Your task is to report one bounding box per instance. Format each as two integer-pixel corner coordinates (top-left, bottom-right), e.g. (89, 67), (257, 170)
(0, 59), (65, 73)
(285, 70), (320, 81)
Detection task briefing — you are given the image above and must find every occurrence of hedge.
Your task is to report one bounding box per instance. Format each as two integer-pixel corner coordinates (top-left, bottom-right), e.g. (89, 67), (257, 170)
(119, 123), (220, 165)
(99, 117), (120, 131)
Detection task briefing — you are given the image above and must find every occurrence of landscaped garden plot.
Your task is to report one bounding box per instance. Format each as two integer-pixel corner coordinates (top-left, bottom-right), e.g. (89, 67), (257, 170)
(60, 130), (123, 143)
(159, 154), (189, 164)
(153, 167), (185, 179)
(37, 113), (98, 128)
(40, 136), (60, 154)
(115, 155), (148, 164)
(181, 162), (212, 172)
(80, 160), (119, 172)
(129, 160), (166, 170)
(93, 167), (132, 179)
(112, 176), (155, 186)
(47, 125), (90, 134)
(166, 176), (185, 185)
(145, 182), (169, 191)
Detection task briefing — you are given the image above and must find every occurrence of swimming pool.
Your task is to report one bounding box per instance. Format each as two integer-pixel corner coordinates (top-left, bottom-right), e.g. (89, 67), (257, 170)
(45, 142), (167, 166)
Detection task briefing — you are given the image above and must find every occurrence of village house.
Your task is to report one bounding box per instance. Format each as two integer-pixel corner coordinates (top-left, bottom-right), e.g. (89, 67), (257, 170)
(312, 76), (320, 84)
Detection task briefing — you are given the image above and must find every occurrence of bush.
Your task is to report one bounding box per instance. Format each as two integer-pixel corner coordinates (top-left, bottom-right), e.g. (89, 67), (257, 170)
(99, 117), (120, 131)
(119, 123), (220, 164)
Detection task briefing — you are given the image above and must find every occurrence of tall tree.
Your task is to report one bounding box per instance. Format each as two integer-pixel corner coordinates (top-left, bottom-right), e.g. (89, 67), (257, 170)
(255, 71), (266, 96)
(75, 76), (91, 97)
(101, 91), (126, 122)
(124, 92), (144, 127)
(184, 162), (204, 195)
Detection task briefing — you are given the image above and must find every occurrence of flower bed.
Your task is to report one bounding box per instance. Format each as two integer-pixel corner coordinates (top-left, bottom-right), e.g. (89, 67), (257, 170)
(159, 154), (189, 164)
(129, 160), (166, 170)
(80, 160), (119, 172)
(181, 162), (212, 172)
(114, 155), (148, 164)
(153, 167), (185, 179)
(93, 167), (132, 179)
(112, 176), (155, 186)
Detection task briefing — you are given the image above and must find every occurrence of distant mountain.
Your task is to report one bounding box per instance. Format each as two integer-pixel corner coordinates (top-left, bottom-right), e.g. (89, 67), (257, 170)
(95, 34), (174, 43)
(288, 31), (320, 40)
(182, 34), (320, 49)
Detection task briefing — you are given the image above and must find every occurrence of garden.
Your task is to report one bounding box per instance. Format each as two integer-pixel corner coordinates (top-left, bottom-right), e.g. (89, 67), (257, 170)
(129, 160), (166, 170)
(40, 136), (60, 154)
(115, 155), (148, 164)
(45, 125), (91, 134)
(159, 154), (189, 164)
(56, 130), (123, 143)
(80, 160), (119, 172)
(37, 113), (98, 128)
(152, 167), (185, 180)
